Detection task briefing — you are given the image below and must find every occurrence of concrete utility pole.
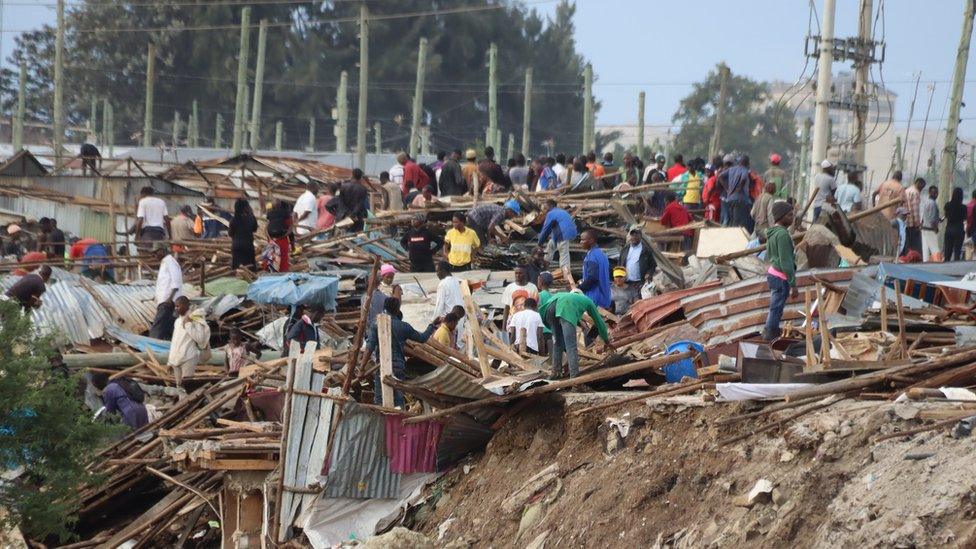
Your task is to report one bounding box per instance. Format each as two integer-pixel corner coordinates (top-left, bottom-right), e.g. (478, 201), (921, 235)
(637, 91), (645, 160)
(189, 100), (199, 147)
(104, 100), (114, 157)
(249, 18), (268, 151)
(582, 63), (593, 152)
(506, 132), (515, 163)
(940, 0), (976, 199)
(231, 6), (251, 156)
(522, 67), (533, 156)
(709, 63), (730, 160)
(143, 43), (156, 147)
(852, 0), (873, 165)
(13, 62), (25, 150)
(215, 113), (223, 149)
(893, 135), (904, 173)
(335, 71), (348, 153)
(421, 126), (431, 156)
(810, 0), (837, 183)
(241, 85), (250, 150)
(102, 97), (110, 150)
(172, 111), (181, 145)
(409, 37), (428, 157)
(53, 0), (64, 161)
(307, 118), (315, 152)
(374, 121), (382, 153)
(488, 43), (498, 155)
(89, 96), (97, 135)
(356, 2), (369, 169)
(275, 121), (283, 151)
(799, 118), (813, 199)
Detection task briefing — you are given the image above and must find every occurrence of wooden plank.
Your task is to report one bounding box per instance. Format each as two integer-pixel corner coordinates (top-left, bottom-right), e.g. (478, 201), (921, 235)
(198, 458), (277, 470)
(461, 280), (492, 377)
(216, 418), (267, 433)
(817, 284), (832, 369)
(377, 313), (395, 407)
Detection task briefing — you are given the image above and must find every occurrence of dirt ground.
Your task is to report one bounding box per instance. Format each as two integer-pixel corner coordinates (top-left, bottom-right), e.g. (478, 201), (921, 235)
(409, 393), (976, 548)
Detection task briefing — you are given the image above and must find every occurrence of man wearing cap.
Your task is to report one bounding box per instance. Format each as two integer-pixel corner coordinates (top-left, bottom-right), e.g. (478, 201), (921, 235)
(618, 228), (656, 288)
(461, 149), (479, 194)
(400, 215), (442, 272)
(466, 201), (519, 244)
(438, 149), (466, 197)
(812, 160), (837, 221)
(150, 242), (183, 340)
(764, 153), (790, 200)
(763, 201), (798, 341)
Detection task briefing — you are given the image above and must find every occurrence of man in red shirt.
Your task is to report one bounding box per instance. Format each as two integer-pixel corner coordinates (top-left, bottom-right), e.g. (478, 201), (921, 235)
(660, 191), (694, 251)
(666, 154), (688, 182)
(398, 152), (429, 197)
(967, 189), (976, 245)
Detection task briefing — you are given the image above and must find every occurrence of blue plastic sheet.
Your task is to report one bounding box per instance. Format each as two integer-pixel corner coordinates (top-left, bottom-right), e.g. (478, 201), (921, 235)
(104, 325), (171, 353)
(246, 273), (340, 310)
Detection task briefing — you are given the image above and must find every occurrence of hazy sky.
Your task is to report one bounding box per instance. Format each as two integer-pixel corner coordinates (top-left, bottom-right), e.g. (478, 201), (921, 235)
(4, 0), (976, 136)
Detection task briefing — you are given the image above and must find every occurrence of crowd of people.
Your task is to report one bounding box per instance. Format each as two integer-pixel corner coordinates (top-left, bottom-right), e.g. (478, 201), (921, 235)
(6, 143), (976, 425)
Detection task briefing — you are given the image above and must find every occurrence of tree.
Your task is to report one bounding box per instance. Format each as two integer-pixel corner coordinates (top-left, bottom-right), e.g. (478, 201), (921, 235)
(4, 0), (592, 155)
(671, 64), (799, 174)
(0, 301), (117, 542)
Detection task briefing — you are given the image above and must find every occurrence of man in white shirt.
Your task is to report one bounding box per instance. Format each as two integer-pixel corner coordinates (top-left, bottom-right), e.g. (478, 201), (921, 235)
(292, 182), (319, 236)
(167, 296), (211, 388)
(134, 186), (171, 249)
(150, 242), (184, 340)
(502, 266), (539, 318)
(507, 297), (544, 353)
(552, 154), (568, 187)
(432, 261), (464, 320)
(388, 161), (405, 188)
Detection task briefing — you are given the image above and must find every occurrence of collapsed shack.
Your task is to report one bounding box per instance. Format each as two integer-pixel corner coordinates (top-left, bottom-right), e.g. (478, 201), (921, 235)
(1, 153), (974, 547)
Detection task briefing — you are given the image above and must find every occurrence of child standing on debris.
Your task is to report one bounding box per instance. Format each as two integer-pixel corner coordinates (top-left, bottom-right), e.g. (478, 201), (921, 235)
(224, 328), (260, 374)
(763, 202), (798, 341)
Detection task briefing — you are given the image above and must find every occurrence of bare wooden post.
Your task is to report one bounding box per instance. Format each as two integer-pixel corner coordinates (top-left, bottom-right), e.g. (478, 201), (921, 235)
(894, 280), (908, 358)
(460, 280), (492, 378)
(817, 283), (831, 368)
(879, 283), (888, 334)
(804, 290), (815, 369)
(377, 313), (394, 407)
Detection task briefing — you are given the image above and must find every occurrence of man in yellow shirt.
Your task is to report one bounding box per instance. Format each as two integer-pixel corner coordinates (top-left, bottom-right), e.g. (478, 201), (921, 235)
(443, 213), (481, 271)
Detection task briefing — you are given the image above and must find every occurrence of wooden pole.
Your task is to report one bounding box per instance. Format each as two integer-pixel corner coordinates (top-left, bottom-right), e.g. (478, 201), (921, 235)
(249, 18), (268, 151)
(506, 132), (515, 164)
(373, 121), (381, 154)
(940, 0), (976, 199)
(852, 0), (874, 166)
(335, 71), (348, 153)
(275, 121), (283, 151)
(356, 2), (369, 169)
(306, 117), (315, 152)
(488, 43), (498, 154)
(377, 314), (395, 407)
(522, 67), (533, 156)
(189, 100), (199, 147)
(817, 283), (831, 369)
(708, 63), (730, 160)
(804, 290), (815, 369)
(460, 280), (492, 378)
(53, 0), (65, 163)
(172, 110), (181, 146)
(880, 283), (888, 334)
(214, 113), (224, 149)
(409, 37), (428, 157)
(894, 280), (908, 359)
(13, 62), (25, 151)
(142, 43), (156, 147)
(231, 6), (251, 156)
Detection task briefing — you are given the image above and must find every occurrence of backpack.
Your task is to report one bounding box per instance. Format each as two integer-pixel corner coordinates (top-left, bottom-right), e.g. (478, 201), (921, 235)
(115, 377), (145, 404)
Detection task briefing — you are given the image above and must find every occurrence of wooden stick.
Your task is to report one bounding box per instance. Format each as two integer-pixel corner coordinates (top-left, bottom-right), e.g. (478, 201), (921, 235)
(460, 280), (492, 378)
(377, 313), (395, 407)
(402, 350), (695, 424)
(874, 412), (976, 442)
(804, 290), (815, 369)
(893, 280), (908, 359)
(880, 283), (888, 334)
(570, 379), (709, 416)
(817, 283), (831, 369)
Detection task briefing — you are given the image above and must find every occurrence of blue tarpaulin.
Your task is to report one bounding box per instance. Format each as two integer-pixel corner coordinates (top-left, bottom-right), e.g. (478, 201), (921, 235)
(246, 273), (340, 310)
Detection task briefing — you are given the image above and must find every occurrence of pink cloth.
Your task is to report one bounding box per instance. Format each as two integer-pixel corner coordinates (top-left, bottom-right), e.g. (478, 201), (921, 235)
(767, 266), (788, 281)
(316, 194), (335, 230)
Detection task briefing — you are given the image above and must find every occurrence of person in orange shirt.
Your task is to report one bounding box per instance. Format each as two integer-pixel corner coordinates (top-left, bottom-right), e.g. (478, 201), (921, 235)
(585, 152), (605, 180)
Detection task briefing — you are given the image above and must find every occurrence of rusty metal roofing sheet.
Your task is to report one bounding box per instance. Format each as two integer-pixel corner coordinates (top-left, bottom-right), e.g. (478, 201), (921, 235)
(397, 365), (495, 402)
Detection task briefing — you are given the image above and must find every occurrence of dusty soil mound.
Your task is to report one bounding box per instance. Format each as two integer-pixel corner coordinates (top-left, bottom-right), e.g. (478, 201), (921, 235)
(413, 394), (976, 548)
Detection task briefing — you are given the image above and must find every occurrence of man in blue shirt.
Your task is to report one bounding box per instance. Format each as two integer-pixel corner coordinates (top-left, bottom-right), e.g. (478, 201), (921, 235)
(537, 199), (578, 273)
(365, 297), (442, 407)
(577, 229), (611, 310)
(723, 156), (754, 229)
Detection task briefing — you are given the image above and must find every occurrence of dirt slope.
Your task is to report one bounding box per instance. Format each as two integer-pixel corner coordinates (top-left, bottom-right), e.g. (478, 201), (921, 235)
(412, 394), (976, 548)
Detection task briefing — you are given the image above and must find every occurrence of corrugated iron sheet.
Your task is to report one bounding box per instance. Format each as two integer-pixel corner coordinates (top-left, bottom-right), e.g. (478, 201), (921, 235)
(397, 365), (495, 401)
(323, 403), (400, 499)
(385, 415), (442, 474)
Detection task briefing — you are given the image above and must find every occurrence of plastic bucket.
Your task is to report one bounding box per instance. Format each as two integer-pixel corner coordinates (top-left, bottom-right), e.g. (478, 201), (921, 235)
(663, 340), (704, 383)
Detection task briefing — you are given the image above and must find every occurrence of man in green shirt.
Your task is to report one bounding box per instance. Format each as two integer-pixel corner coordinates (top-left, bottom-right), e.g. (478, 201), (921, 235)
(541, 291), (613, 379)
